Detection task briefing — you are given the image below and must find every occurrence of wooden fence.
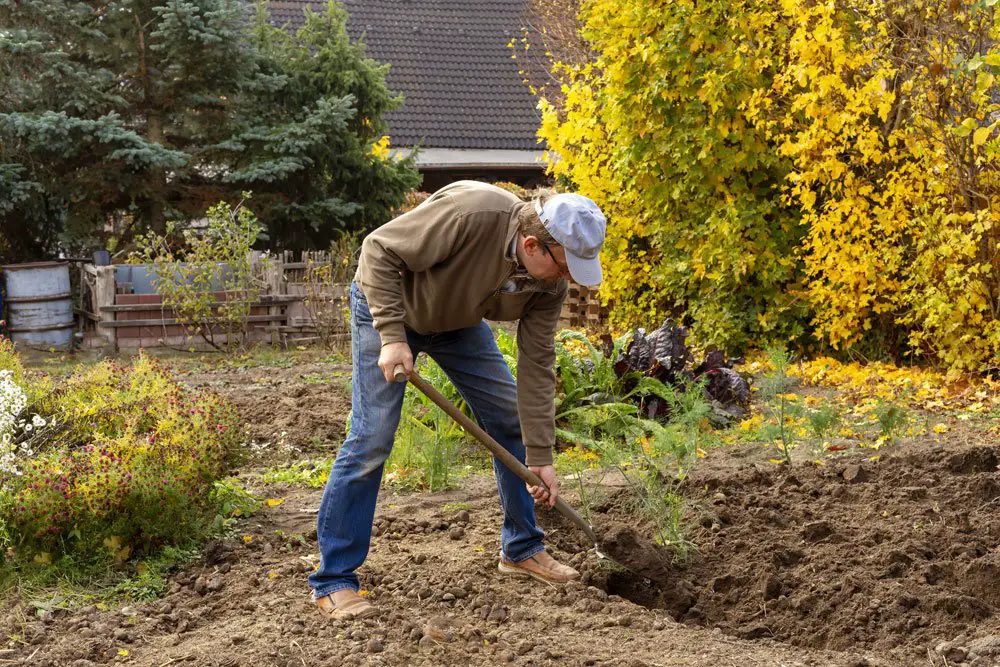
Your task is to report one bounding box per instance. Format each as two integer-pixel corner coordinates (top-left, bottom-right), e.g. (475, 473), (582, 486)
(76, 251), (604, 350)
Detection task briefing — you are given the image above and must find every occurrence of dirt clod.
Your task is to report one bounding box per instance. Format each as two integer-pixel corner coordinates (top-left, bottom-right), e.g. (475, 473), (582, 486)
(842, 464), (869, 483)
(593, 520), (673, 584)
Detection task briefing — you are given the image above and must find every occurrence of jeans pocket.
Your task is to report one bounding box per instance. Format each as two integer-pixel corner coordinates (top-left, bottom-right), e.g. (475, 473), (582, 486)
(351, 284), (374, 325)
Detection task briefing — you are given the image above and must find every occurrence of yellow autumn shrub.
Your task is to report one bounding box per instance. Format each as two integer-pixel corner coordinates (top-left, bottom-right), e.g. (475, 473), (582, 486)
(767, 0), (1000, 374)
(541, 0), (1000, 374)
(539, 1), (809, 352)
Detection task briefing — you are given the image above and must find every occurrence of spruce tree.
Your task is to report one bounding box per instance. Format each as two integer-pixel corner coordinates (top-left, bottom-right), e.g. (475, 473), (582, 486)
(0, 0), (252, 258)
(0, 0), (419, 260)
(228, 1), (421, 248)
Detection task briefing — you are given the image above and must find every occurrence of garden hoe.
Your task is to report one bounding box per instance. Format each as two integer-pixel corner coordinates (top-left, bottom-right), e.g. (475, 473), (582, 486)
(393, 364), (668, 583)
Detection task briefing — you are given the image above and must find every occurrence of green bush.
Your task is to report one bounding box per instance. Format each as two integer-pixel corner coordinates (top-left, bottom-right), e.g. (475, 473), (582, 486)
(0, 346), (244, 566)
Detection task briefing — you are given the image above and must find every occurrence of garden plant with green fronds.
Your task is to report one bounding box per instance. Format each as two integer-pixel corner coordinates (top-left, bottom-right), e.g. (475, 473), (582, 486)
(758, 346), (803, 465)
(874, 401), (910, 447)
(583, 386), (712, 559)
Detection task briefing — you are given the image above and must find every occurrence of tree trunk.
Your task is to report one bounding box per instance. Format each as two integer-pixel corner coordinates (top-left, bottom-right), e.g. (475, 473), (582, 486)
(136, 12), (167, 235)
(146, 112), (167, 234)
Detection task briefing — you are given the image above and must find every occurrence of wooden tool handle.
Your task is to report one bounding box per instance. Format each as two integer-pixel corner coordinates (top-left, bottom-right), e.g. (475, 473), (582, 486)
(393, 364), (599, 547)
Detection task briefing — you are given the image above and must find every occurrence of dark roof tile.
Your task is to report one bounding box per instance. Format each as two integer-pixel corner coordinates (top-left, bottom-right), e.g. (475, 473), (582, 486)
(265, 0), (543, 150)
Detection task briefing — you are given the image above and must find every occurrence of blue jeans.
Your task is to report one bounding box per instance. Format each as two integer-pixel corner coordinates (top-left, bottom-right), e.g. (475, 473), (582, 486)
(308, 282), (545, 598)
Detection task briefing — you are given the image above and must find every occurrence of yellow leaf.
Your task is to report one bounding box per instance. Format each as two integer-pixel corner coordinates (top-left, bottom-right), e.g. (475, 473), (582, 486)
(696, 448), (707, 458)
(266, 498), (285, 507)
(801, 190), (817, 210)
(932, 423), (950, 434)
(973, 125), (992, 147)
(33, 552), (52, 565)
(118, 649), (129, 657)
(242, 535), (253, 544)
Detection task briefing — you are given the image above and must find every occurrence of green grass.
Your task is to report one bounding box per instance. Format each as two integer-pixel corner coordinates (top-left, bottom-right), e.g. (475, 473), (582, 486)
(1, 542), (202, 613)
(252, 459), (334, 489)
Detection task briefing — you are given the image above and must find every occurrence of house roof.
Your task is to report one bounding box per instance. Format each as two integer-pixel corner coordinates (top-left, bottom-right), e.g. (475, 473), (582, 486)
(265, 0), (543, 151)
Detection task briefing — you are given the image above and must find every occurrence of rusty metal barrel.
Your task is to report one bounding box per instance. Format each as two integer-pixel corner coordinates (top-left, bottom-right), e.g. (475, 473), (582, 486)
(2, 261), (74, 349)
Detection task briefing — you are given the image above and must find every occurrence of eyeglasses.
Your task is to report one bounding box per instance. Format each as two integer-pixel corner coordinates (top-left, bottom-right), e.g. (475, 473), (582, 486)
(537, 241), (570, 277)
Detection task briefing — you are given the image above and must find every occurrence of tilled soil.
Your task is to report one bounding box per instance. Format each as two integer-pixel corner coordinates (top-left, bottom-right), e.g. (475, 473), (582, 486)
(176, 360), (352, 454)
(541, 435), (1000, 666)
(3, 358), (1000, 666)
(674, 437), (1000, 664)
(1, 480), (887, 667)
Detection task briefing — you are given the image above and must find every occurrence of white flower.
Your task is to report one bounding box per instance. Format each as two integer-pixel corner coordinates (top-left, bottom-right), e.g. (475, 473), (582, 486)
(31, 414), (45, 428)
(0, 374), (28, 443)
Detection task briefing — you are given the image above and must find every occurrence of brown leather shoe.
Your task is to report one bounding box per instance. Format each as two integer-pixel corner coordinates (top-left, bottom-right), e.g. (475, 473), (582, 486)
(498, 550), (580, 584)
(316, 589), (377, 620)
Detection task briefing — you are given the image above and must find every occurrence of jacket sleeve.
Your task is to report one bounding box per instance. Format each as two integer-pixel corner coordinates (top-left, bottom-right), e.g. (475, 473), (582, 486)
(355, 193), (469, 346)
(515, 281), (568, 467)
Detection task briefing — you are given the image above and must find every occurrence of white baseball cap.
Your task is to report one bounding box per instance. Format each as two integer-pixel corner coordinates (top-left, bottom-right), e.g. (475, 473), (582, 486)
(534, 194), (607, 287)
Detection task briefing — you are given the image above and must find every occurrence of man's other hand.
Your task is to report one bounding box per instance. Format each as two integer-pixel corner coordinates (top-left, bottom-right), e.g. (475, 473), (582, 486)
(527, 464), (559, 507)
(378, 342), (413, 382)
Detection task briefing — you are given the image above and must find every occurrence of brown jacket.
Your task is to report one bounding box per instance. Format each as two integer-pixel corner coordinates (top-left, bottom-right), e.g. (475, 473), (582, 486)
(354, 181), (566, 466)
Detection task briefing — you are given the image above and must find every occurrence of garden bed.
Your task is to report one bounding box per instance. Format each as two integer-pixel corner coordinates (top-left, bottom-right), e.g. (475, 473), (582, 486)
(1, 352), (998, 666)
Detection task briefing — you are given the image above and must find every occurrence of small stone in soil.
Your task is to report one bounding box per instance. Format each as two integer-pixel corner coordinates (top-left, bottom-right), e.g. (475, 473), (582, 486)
(943, 646), (969, 663)
(424, 615), (456, 643)
(449, 526), (465, 540)
(486, 606), (508, 623)
(457, 510), (471, 523)
(587, 586), (608, 601)
(366, 638), (384, 653)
